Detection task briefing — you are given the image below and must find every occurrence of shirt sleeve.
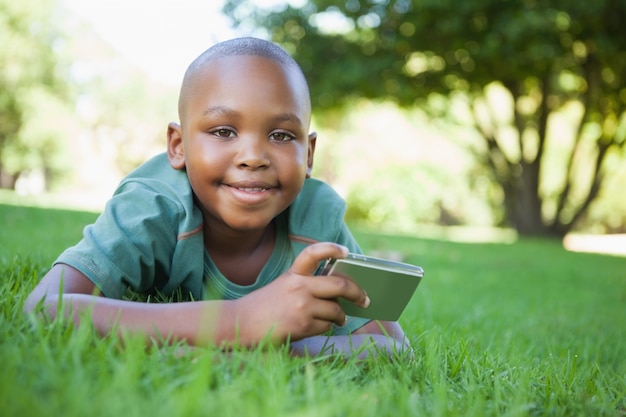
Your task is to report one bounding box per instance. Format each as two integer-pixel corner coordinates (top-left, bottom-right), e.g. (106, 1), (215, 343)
(54, 181), (183, 299)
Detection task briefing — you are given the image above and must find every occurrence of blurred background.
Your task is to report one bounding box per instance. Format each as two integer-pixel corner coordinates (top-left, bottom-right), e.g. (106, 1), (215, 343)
(1, 0), (625, 252)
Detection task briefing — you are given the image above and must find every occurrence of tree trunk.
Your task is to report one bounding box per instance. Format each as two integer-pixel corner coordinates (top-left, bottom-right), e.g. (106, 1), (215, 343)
(0, 167), (18, 190)
(501, 160), (558, 236)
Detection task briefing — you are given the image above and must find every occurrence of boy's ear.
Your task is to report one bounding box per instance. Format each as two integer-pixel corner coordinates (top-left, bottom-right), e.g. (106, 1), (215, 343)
(306, 131), (317, 178)
(167, 122), (186, 170)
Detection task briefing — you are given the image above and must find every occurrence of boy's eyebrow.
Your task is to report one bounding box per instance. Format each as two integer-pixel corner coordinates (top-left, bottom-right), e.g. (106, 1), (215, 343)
(203, 106), (237, 118)
(272, 112), (304, 126)
(202, 106), (304, 126)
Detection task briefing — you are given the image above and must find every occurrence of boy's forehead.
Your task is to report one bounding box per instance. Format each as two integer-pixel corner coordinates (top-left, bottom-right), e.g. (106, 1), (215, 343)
(195, 55), (308, 87)
(180, 55), (311, 119)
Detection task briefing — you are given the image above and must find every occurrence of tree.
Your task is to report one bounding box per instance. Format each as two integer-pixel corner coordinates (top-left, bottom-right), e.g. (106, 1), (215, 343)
(224, 0), (626, 236)
(0, 0), (71, 189)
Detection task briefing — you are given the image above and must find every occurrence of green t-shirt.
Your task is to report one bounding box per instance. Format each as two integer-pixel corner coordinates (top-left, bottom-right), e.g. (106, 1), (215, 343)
(56, 153), (370, 335)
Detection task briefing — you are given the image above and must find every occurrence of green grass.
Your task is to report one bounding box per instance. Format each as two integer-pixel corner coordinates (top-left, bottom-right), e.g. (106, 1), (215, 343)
(1, 199), (625, 416)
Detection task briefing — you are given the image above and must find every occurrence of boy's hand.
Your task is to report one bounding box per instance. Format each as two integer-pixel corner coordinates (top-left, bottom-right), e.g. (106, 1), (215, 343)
(232, 242), (369, 344)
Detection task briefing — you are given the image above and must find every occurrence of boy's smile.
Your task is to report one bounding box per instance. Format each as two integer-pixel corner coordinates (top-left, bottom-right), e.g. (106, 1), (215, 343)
(222, 179), (277, 206)
(167, 54), (315, 238)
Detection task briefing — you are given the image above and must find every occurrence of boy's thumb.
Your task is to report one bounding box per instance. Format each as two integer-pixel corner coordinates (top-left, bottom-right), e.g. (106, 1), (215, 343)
(289, 242), (348, 276)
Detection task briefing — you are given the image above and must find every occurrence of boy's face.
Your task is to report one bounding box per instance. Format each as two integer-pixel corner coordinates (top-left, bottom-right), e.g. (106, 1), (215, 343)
(168, 55), (315, 234)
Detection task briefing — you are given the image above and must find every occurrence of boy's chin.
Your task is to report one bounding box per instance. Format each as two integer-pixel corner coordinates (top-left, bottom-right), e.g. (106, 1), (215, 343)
(219, 213), (277, 234)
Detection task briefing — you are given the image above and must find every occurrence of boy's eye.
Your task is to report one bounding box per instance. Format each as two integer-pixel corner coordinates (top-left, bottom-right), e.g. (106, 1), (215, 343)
(269, 132), (295, 142)
(210, 128), (236, 138)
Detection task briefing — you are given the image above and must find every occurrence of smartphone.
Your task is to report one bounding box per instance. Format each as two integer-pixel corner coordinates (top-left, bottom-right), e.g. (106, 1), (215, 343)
(319, 253), (424, 321)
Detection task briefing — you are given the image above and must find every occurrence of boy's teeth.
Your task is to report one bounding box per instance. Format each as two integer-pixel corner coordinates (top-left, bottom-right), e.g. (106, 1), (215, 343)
(238, 187), (265, 192)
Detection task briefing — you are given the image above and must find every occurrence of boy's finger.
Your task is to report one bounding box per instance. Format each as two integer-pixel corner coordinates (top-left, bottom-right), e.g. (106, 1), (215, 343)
(307, 298), (348, 327)
(289, 242), (348, 276)
(312, 275), (370, 309)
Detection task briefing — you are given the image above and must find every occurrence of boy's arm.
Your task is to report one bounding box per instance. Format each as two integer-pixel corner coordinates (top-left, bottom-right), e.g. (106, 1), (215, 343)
(24, 263), (242, 346)
(24, 243), (371, 348)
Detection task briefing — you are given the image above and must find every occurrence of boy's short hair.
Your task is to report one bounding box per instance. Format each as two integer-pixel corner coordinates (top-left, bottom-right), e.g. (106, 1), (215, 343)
(187, 37), (301, 74)
(178, 37), (309, 120)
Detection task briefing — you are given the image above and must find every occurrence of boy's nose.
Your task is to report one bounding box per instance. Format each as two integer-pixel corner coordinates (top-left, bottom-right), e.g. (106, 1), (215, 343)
(234, 134), (271, 170)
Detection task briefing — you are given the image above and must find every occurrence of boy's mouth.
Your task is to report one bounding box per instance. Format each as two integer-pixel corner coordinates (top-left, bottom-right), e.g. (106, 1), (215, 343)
(225, 180), (276, 193)
(234, 187), (267, 193)
(223, 181), (277, 206)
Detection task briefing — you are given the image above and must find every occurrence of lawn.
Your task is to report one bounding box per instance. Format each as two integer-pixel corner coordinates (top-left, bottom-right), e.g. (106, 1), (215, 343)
(1, 199), (625, 416)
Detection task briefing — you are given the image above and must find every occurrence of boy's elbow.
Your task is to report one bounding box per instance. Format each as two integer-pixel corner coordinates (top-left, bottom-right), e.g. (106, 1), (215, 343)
(23, 291), (37, 313)
(23, 287), (58, 316)
(24, 264), (114, 329)
(23, 263), (89, 316)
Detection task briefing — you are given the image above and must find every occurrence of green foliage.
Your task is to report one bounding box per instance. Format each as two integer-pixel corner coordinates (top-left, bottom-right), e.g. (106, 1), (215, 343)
(70, 42), (177, 176)
(310, 101), (498, 233)
(2, 198), (626, 416)
(224, 0), (626, 236)
(0, 0), (72, 189)
(0, 0), (176, 192)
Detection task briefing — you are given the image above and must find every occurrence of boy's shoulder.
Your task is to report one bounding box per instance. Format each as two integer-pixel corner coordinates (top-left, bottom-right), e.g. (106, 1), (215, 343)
(121, 153), (187, 189)
(112, 152), (200, 228)
(297, 177), (345, 207)
(116, 153), (194, 206)
(288, 177), (348, 240)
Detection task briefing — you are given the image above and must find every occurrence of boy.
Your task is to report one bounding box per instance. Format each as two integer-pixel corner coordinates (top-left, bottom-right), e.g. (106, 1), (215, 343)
(25, 37), (408, 358)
